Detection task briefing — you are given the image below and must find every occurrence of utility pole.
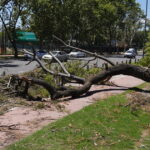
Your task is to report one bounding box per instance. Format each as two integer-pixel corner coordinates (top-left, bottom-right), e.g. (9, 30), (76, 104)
(144, 0), (148, 57)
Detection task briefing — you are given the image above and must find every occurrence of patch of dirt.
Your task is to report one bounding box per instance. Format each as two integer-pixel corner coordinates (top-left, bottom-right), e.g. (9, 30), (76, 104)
(135, 127), (150, 149)
(0, 75), (145, 149)
(126, 91), (150, 112)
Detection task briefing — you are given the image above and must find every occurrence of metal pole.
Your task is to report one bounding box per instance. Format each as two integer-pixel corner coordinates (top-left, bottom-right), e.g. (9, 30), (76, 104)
(144, 0), (148, 57)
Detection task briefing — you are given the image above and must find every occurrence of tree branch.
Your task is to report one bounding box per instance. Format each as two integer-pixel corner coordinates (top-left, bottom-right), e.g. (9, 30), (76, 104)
(22, 49), (85, 84)
(48, 51), (70, 76)
(81, 57), (97, 68)
(53, 35), (115, 66)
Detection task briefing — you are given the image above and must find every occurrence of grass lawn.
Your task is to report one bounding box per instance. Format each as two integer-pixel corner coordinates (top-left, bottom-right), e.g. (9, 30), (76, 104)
(6, 92), (150, 150)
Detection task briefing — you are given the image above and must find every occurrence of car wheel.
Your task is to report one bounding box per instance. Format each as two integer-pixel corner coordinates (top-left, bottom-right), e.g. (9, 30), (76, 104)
(24, 57), (28, 61)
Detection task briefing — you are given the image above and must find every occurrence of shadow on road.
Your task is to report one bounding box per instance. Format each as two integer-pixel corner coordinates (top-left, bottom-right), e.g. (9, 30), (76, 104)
(0, 64), (19, 68)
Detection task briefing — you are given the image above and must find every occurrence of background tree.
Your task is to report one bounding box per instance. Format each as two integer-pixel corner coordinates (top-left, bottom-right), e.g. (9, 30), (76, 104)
(29, 0), (144, 50)
(139, 32), (150, 67)
(0, 0), (29, 57)
(0, 0), (145, 54)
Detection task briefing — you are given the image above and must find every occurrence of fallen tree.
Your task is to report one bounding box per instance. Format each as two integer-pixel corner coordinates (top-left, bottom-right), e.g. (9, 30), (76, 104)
(7, 36), (150, 100)
(9, 64), (150, 100)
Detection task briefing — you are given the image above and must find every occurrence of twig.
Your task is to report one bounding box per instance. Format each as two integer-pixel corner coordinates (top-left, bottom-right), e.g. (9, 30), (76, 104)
(0, 124), (20, 130)
(5, 91), (18, 95)
(26, 60), (33, 65)
(7, 76), (12, 88)
(81, 57), (97, 68)
(22, 49), (85, 84)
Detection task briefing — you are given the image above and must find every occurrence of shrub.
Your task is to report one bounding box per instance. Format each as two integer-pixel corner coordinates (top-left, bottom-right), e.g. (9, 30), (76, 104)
(65, 61), (101, 78)
(139, 33), (150, 67)
(65, 61), (85, 77)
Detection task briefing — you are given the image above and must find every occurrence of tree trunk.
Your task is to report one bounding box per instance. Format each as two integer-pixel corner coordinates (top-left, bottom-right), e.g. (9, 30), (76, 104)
(12, 39), (18, 58)
(0, 16), (18, 58)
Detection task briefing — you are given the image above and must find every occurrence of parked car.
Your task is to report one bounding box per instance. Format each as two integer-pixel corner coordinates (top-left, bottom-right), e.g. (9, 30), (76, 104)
(36, 50), (47, 59)
(42, 51), (68, 61)
(124, 48), (136, 58)
(68, 51), (86, 58)
(24, 50), (47, 60)
(24, 53), (33, 60)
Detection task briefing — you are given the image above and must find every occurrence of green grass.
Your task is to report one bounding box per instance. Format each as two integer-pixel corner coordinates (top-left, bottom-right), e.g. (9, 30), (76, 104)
(6, 94), (150, 150)
(139, 135), (150, 150)
(137, 135), (150, 150)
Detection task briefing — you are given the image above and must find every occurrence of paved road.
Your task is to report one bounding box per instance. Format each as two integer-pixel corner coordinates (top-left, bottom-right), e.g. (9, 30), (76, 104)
(0, 58), (38, 76)
(71, 55), (142, 68)
(0, 55), (142, 76)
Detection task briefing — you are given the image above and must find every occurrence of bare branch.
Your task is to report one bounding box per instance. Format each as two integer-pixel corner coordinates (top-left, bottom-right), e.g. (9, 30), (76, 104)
(22, 49), (85, 84)
(81, 57), (97, 68)
(48, 51), (70, 76)
(53, 35), (115, 66)
(7, 76), (12, 88)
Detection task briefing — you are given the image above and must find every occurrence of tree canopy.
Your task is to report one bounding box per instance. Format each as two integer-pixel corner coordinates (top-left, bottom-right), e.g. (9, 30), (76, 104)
(28, 0), (144, 47)
(0, 0), (146, 55)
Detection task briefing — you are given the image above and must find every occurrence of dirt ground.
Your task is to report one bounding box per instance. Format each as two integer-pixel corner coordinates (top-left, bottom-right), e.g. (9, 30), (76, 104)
(0, 75), (145, 149)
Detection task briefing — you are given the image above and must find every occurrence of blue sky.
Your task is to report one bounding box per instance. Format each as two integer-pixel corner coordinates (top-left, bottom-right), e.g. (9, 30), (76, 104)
(136, 0), (150, 18)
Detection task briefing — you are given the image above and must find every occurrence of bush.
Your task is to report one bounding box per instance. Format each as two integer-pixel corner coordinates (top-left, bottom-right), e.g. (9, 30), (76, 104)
(65, 61), (85, 77)
(139, 33), (150, 67)
(138, 55), (150, 67)
(65, 61), (101, 78)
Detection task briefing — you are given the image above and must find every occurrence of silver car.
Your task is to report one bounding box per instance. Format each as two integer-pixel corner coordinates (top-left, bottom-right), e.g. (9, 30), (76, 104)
(42, 51), (68, 61)
(68, 51), (86, 58)
(124, 48), (137, 58)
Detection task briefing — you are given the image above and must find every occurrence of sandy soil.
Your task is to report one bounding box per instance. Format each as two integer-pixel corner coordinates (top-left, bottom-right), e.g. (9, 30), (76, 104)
(0, 75), (144, 149)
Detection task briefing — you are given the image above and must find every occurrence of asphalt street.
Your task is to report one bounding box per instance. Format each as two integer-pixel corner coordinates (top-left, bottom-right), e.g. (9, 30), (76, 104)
(71, 55), (142, 68)
(0, 55), (142, 76)
(0, 58), (38, 76)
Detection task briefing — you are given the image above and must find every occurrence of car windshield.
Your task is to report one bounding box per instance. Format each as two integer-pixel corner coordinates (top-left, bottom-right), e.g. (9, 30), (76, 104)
(52, 51), (58, 55)
(128, 48), (135, 51)
(37, 51), (46, 53)
(126, 51), (132, 53)
(71, 50), (77, 52)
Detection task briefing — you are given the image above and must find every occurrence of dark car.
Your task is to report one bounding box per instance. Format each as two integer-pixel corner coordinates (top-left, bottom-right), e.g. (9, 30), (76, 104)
(36, 50), (47, 59)
(24, 50), (47, 60)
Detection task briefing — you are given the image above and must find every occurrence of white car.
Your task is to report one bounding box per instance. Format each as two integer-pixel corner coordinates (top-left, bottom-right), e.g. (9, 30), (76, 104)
(124, 48), (136, 58)
(68, 51), (86, 58)
(42, 51), (68, 61)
